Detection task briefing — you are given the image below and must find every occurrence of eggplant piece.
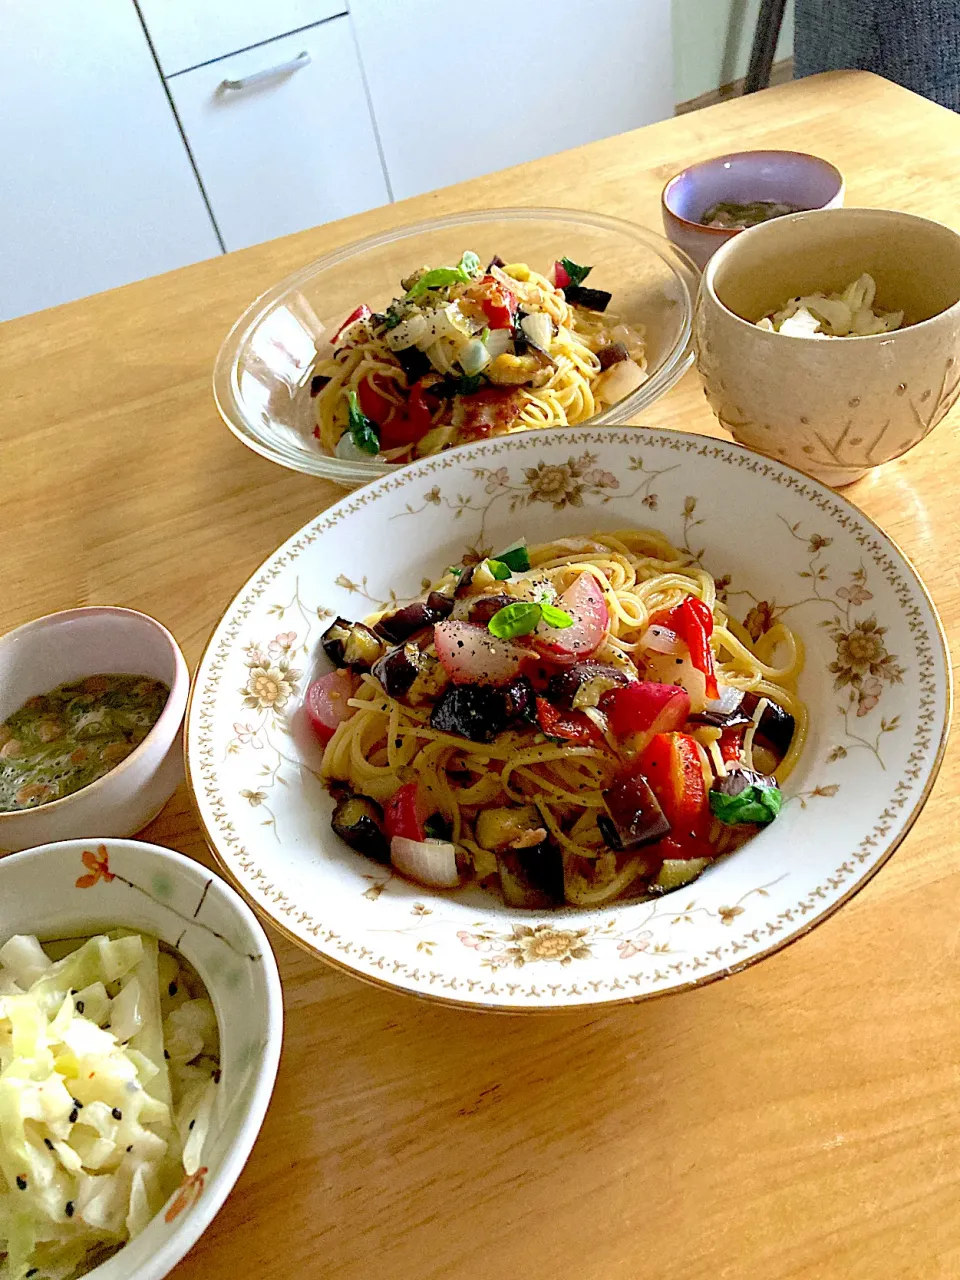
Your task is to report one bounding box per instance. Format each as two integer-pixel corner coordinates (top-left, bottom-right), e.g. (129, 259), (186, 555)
(310, 374), (331, 396)
(688, 707), (752, 731)
(564, 284), (612, 312)
(374, 591), (454, 642)
(405, 654), (450, 707)
(598, 774), (671, 852)
(653, 857), (709, 894)
(597, 342), (629, 371)
(467, 593), (514, 627)
(454, 565), (476, 598)
(497, 844), (564, 909)
(321, 617), (354, 667)
(430, 684), (508, 743)
(487, 254), (505, 271)
(342, 623), (387, 670)
(503, 675), (536, 724)
(395, 344), (432, 382)
(475, 804), (542, 853)
(371, 642), (426, 698)
(331, 794), (389, 863)
(547, 662), (633, 711)
(741, 692), (795, 756)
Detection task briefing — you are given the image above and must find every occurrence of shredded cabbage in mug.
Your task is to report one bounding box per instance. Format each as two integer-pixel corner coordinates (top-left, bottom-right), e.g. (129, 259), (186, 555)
(0, 932), (219, 1280)
(756, 273), (904, 338)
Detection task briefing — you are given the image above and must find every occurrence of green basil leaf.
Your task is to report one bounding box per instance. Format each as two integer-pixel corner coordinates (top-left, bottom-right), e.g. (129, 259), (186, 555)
(484, 559), (513, 581)
(424, 813), (452, 840)
(539, 603), (574, 630)
(347, 390), (380, 455)
(709, 783), (782, 826)
(559, 256), (593, 287)
(488, 601), (543, 639)
(404, 250), (482, 299)
(495, 541), (531, 573)
(457, 373), (482, 395)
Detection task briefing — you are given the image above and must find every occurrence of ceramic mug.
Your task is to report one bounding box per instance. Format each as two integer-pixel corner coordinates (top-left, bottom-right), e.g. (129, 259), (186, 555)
(695, 207), (960, 486)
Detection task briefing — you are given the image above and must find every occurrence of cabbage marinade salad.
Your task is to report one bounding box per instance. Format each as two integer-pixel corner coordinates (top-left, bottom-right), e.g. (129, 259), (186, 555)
(0, 931), (219, 1279)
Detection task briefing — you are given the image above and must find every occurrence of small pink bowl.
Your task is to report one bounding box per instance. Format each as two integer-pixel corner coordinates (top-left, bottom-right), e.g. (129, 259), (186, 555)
(0, 607), (189, 852)
(662, 149), (845, 270)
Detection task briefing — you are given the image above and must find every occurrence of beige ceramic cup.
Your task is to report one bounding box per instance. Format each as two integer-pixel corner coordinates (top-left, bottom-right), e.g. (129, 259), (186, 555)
(695, 207), (960, 485)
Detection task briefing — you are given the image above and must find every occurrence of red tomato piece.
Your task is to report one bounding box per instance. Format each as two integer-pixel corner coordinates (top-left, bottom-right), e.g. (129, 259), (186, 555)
(475, 276), (519, 329)
(535, 697), (603, 745)
(382, 782), (428, 842)
(357, 376), (393, 426)
(329, 304), (371, 347)
(718, 724), (746, 766)
(637, 732), (709, 837)
(552, 260), (572, 289)
(304, 670), (360, 746)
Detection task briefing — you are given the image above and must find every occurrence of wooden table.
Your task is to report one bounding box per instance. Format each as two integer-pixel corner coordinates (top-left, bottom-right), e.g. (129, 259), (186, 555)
(5, 70), (960, 1278)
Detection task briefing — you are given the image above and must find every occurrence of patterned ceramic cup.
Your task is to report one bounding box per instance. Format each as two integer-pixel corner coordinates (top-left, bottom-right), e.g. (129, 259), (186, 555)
(696, 207), (960, 486)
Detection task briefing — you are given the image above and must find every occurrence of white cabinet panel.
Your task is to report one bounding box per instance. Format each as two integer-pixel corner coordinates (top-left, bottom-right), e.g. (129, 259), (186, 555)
(0, 0), (220, 321)
(169, 20), (389, 253)
(350, 0), (674, 200)
(139, 0), (347, 76)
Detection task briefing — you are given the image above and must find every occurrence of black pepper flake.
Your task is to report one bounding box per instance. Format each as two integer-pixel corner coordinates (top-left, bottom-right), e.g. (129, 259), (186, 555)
(189, 1119), (195, 1130)
(168, 981), (178, 997)
(394, 738), (402, 749)
(16, 1175), (27, 1190)
(44, 1137), (55, 1151)
(126, 1145), (133, 1153)
(26, 1270), (38, 1278)
(75, 999), (85, 1013)
(164, 1049), (170, 1060)
(112, 1107), (123, 1121)
(65, 1200), (75, 1218)
(213, 1069), (222, 1084)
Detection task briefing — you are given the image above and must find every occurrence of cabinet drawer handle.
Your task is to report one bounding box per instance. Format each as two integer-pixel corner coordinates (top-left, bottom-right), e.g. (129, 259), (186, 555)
(218, 51), (311, 93)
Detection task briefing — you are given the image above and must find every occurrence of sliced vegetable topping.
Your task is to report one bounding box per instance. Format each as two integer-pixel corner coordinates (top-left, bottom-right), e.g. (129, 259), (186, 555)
(637, 732), (709, 835)
(329, 304), (371, 347)
(602, 682), (690, 741)
(494, 539), (531, 573)
(532, 572), (609, 663)
(558, 257), (593, 288)
(483, 558), (513, 581)
(404, 251), (481, 299)
(331, 794), (389, 862)
(654, 597), (720, 700)
(710, 770), (782, 825)
(305, 671), (360, 745)
(535, 697), (603, 745)
(598, 771), (671, 851)
(347, 390), (379, 455)
(488, 600), (573, 639)
(382, 782), (428, 842)
(565, 284), (612, 312)
(434, 620), (529, 685)
(429, 684), (511, 742)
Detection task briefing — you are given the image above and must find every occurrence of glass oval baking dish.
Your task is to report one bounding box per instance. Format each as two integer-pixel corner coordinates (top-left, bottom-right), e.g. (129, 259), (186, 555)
(213, 207), (699, 488)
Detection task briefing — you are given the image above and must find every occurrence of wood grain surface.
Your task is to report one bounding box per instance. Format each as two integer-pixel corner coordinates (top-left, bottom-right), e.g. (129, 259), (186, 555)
(5, 71), (960, 1279)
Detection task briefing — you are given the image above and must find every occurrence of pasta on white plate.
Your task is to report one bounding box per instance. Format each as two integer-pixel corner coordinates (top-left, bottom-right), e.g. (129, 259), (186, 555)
(310, 251), (646, 465)
(306, 531), (806, 909)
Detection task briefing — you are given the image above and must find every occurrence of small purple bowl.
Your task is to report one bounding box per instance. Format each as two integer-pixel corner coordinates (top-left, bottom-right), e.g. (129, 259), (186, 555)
(661, 150), (844, 270)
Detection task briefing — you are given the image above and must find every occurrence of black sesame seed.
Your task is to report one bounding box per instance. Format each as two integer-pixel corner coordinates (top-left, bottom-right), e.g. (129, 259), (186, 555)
(213, 1069), (222, 1084)
(72, 1098), (83, 1109)
(44, 1138), (55, 1151)
(112, 1107), (123, 1121)
(16, 1175), (27, 1190)
(394, 738), (402, 749)
(189, 1119), (195, 1130)
(164, 1050), (170, 1060)
(27, 1270), (38, 1277)
(168, 981), (178, 997)
(69, 1109), (79, 1124)
(76, 1000), (85, 1013)
(65, 1200), (75, 1218)
(126, 1145), (133, 1153)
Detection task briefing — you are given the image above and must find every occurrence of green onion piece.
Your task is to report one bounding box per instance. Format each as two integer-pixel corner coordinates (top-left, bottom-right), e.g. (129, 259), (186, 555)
(709, 783), (782, 826)
(488, 601), (543, 639)
(559, 256), (593, 287)
(495, 541), (531, 573)
(539, 603), (574, 629)
(347, 390), (379, 455)
(446, 566), (463, 578)
(484, 559), (512, 581)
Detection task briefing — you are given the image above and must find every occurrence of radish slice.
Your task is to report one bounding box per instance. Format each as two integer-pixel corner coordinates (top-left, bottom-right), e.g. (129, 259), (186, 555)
(390, 836), (460, 888)
(533, 573), (608, 665)
(603, 682), (690, 739)
(643, 650), (708, 713)
(434, 620), (529, 685)
(304, 670), (360, 745)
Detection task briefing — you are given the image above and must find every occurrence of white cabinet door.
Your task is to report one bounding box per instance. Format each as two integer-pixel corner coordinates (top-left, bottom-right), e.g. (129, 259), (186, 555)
(169, 20), (390, 253)
(350, 0), (674, 200)
(0, 0), (220, 321)
(138, 0), (348, 76)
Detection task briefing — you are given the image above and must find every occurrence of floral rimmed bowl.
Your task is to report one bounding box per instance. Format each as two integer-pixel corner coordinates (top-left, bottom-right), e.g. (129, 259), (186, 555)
(0, 838), (283, 1279)
(185, 428), (950, 1011)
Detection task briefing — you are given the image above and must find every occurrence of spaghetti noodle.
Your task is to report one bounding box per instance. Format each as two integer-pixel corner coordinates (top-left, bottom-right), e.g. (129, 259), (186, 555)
(313, 530), (806, 907)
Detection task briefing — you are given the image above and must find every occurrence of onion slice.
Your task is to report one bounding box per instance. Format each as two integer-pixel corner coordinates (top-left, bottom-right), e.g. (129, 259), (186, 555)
(390, 837), (460, 888)
(639, 624), (684, 656)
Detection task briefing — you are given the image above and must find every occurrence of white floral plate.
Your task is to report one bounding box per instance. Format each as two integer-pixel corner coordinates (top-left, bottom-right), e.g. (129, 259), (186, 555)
(186, 428), (951, 1011)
